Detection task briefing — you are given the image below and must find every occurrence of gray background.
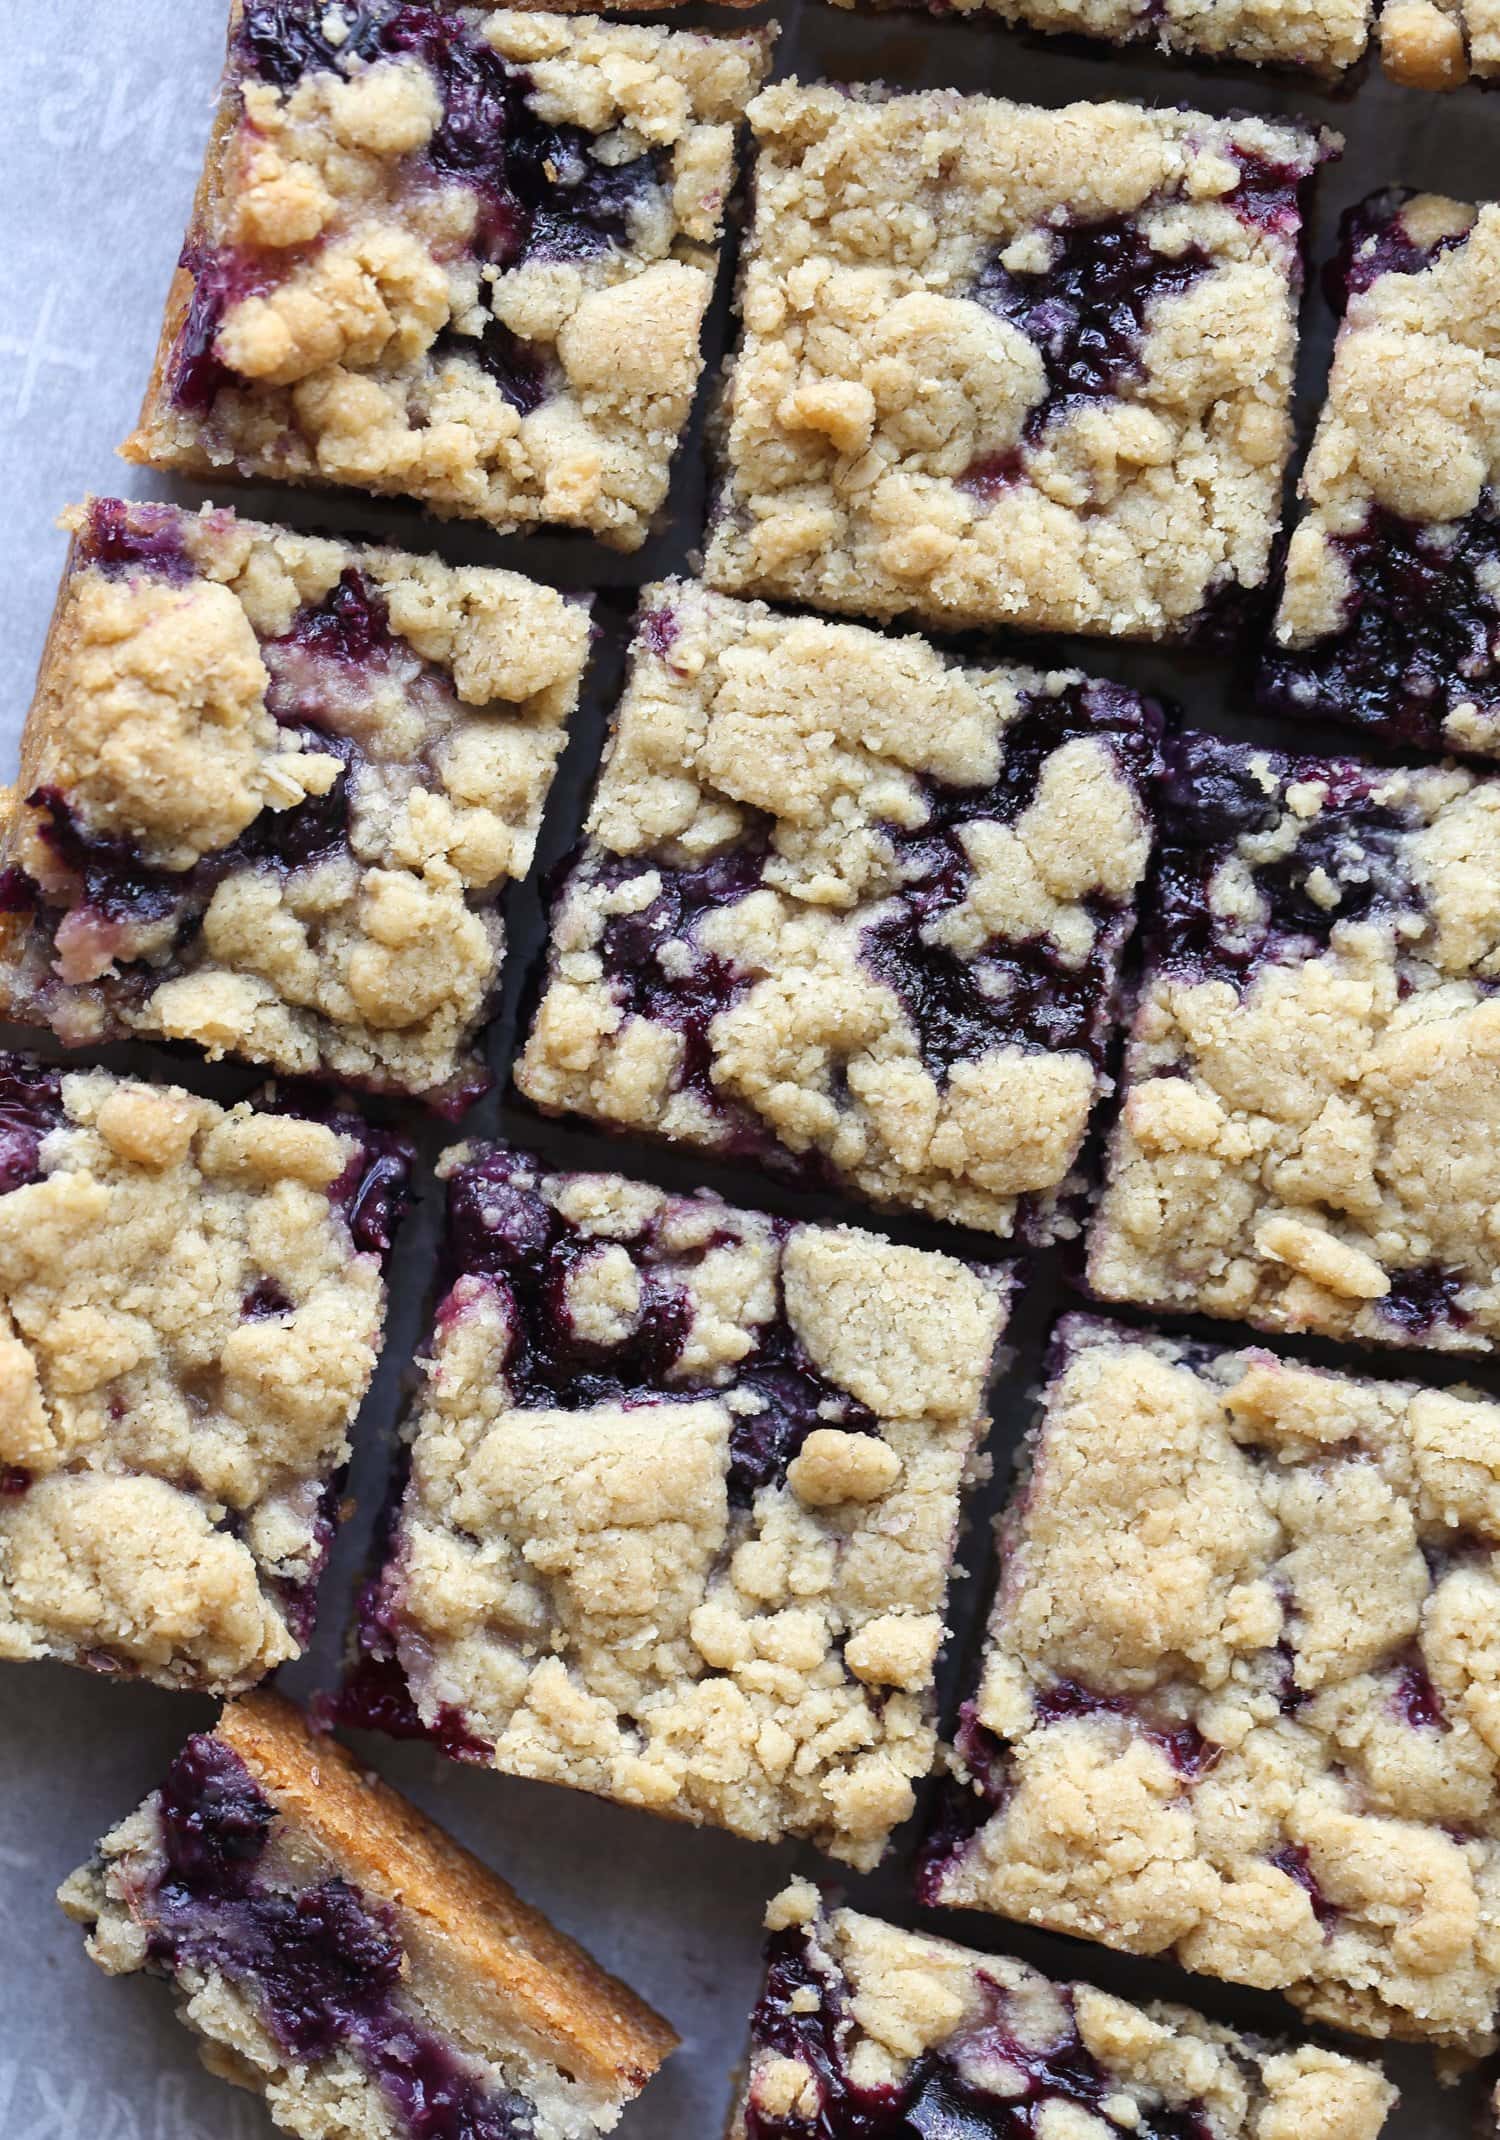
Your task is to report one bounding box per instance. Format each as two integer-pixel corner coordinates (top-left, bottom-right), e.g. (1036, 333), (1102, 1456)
(0, 3), (1496, 2135)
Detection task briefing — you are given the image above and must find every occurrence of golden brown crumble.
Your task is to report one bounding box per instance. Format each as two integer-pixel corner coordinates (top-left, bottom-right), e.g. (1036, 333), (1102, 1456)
(364, 1151), (1010, 1869)
(704, 84), (1329, 640)
(126, 8), (771, 550)
(517, 579), (1158, 1240)
(0, 1068), (397, 1694)
(1090, 745), (1500, 1350)
(928, 1316), (1500, 2050)
(0, 500), (589, 1106)
(734, 1884), (1396, 2140)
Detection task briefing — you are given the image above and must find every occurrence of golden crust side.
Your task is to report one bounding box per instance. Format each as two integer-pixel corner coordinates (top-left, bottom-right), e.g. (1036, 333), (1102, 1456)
(219, 1693), (680, 2091)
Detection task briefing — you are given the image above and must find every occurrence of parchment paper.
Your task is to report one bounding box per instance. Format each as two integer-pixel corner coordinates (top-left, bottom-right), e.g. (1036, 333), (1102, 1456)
(0, 3), (1491, 2133)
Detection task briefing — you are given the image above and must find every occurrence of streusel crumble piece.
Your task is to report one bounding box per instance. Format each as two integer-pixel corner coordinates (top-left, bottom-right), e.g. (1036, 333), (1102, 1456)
(124, 2), (771, 550)
(1381, 0), (1498, 84)
(1262, 192), (1500, 756)
(0, 499), (589, 1109)
(341, 1145), (1011, 1869)
(704, 85), (1330, 641)
(0, 1055), (408, 1693)
(517, 581), (1160, 1241)
(734, 1881), (1397, 2138)
(921, 1315), (1500, 2052)
(61, 1692), (677, 2140)
(1089, 732), (1500, 1350)
(829, 0), (1372, 76)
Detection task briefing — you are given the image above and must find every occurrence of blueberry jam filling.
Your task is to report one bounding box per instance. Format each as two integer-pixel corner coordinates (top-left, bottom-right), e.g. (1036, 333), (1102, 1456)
(168, 244), (278, 416)
(0, 1466), (32, 1498)
(972, 218), (1210, 458)
(862, 687), (1160, 1081)
(1378, 1264), (1470, 1338)
(1154, 736), (1419, 984)
(78, 499), (194, 583)
(270, 1093), (413, 1260)
(0, 1054), (64, 1198)
(442, 1152), (875, 1503)
(1268, 1844), (1339, 1932)
(437, 315), (551, 416)
(243, 1278), (294, 1319)
(593, 840), (770, 1121)
(1259, 501), (1500, 751)
(142, 1736), (536, 2139)
(1224, 149), (1312, 245)
(1327, 189), (1468, 312)
(276, 567), (400, 671)
(746, 1927), (1213, 2140)
(1393, 1656), (1448, 1731)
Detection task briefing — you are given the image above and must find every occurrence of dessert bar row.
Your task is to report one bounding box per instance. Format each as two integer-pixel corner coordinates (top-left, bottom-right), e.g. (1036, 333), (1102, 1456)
(11, 518), (1500, 1351)
(59, 1695), (1402, 2140)
(118, 1), (1500, 744)
(7, 1079), (1500, 2049)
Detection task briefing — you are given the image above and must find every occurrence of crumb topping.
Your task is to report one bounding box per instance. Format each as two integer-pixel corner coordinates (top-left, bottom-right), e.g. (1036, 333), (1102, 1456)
(1090, 735), (1500, 1350)
(127, 6), (771, 550)
(517, 580), (1159, 1240)
(1381, 0), (1499, 82)
(704, 84), (1328, 640)
(925, 1315), (1500, 2051)
(0, 1059), (404, 1694)
(0, 500), (590, 1107)
(350, 1148), (1009, 1869)
(835, 0), (1371, 70)
(1264, 196), (1500, 757)
(739, 1886), (1395, 2140)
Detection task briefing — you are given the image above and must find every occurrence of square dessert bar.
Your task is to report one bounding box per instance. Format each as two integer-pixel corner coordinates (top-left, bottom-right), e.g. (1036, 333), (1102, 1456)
(0, 1053), (408, 1694)
(1089, 732), (1500, 1351)
(734, 1881), (1397, 2138)
(0, 498), (590, 1109)
(1381, 0), (1498, 83)
(124, 3), (772, 551)
(703, 85), (1330, 642)
(517, 582), (1161, 1241)
(342, 1145), (1012, 1870)
(1261, 192), (1500, 757)
(830, 0), (1372, 75)
(921, 1315), (1500, 2050)
(60, 1692), (677, 2140)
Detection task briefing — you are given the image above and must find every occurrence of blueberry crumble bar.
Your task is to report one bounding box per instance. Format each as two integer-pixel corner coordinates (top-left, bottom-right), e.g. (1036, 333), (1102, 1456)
(1089, 733), (1500, 1351)
(0, 499), (589, 1110)
(828, 0), (1372, 77)
(60, 1691), (677, 2140)
(517, 582), (1161, 1240)
(734, 1881), (1397, 2139)
(1381, 0), (1499, 84)
(341, 1145), (1011, 1869)
(0, 1054), (408, 1693)
(703, 85), (1330, 642)
(123, 3), (772, 551)
(1261, 193), (1500, 756)
(921, 1314), (1500, 2050)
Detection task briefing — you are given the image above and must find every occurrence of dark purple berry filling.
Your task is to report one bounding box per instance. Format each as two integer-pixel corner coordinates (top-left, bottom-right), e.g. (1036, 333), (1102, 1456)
(1258, 502), (1500, 754)
(1377, 1264), (1470, 1341)
(278, 567), (400, 671)
(639, 604), (681, 665)
(1268, 1843), (1339, 1932)
(270, 1093), (412, 1262)
(78, 499), (195, 583)
(861, 685), (1161, 1080)
(746, 1925), (1212, 2140)
(0, 1465), (32, 1498)
(1154, 735), (1420, 985)
(243, 1279), (295, 1319)
(442, 1150), (875, 1501)
(1393, 1656), (1448, 1731)
(1224, 149), (1313, 245)
(0, 1053), (64, 1197)
(437, 316), (551, 416)
(168, 244), (277, 417)
(142, 1735), (536, 2139)
(1327, 189), (1468, 312)
(972, 219), (1210, 453)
